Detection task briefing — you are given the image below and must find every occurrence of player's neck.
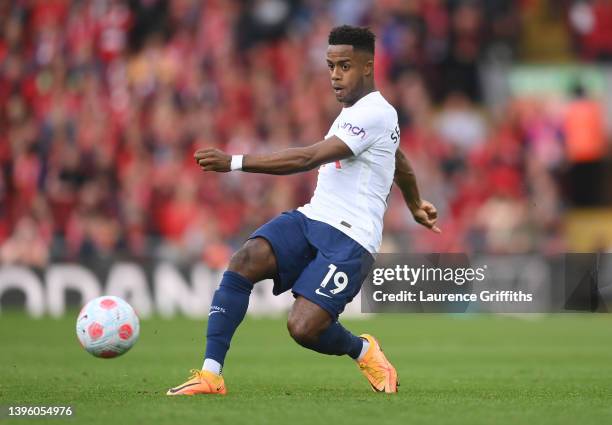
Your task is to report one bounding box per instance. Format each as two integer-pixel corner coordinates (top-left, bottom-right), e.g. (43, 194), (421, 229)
(343, 84), (377, 108)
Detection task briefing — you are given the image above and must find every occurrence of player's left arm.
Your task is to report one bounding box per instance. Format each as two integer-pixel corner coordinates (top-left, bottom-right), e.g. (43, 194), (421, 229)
(394, 148), (441, 233)
(194, 136), (353, 175)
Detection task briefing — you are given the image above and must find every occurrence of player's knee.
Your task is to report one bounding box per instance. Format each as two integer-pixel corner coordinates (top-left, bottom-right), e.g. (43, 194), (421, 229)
(228, 247), (251, 274)
(286, 316), (319, 346)
(227, 238), (275, 282)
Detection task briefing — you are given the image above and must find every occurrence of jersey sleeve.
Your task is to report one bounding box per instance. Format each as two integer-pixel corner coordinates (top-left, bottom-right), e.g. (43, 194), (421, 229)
(332, 106), (386, 156)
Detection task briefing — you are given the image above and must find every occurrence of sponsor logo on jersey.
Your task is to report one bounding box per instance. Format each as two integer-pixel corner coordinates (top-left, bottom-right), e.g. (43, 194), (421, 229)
(339, 122), (366, 139)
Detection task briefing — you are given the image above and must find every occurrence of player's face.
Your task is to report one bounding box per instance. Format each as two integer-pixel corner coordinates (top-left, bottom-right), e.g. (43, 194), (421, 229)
(326, 45), (373, 106)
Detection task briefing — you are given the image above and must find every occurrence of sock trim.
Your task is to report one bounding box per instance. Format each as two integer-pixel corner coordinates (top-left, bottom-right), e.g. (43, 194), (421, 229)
(356, 339), (370, 361)
(222, 270), (254, 292)
(203, 358), (222, 375)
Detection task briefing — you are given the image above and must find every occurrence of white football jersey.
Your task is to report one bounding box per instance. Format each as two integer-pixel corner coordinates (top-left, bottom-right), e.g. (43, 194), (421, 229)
(298, 91), (399, 253)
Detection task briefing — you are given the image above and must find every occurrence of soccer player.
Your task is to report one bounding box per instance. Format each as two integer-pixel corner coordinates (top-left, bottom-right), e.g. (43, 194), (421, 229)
(167, 25), (439, 395)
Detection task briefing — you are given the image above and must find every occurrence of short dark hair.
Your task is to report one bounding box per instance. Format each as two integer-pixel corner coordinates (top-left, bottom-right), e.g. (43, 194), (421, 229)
(328, 25), (375, 54)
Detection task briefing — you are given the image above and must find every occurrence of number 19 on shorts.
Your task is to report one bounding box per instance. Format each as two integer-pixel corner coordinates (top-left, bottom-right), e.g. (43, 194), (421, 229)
(317, 264), (348, 297)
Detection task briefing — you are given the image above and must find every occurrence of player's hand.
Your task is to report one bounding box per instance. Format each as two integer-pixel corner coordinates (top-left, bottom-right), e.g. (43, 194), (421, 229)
(194, 148), (232, 172)
(410, 200), (441, 233)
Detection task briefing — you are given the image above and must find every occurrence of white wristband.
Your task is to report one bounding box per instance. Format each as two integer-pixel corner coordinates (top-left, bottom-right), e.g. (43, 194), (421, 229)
(230, 155), (244, 171)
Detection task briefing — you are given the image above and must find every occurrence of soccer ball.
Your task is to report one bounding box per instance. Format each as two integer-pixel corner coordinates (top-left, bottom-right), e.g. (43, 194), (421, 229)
(76, 296), (140, 358)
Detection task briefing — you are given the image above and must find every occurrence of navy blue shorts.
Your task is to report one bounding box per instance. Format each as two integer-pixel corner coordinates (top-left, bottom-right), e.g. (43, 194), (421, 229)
(249, 210), (374, 318)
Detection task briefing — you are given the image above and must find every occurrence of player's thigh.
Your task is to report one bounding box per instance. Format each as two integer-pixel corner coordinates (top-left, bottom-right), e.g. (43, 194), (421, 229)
(227, 238), (278, 283)
(287, 296), (332, 341)
(247, 210), (315, 293)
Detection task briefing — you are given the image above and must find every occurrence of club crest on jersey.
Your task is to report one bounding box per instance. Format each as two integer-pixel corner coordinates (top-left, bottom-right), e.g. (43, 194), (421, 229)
(339, 122), (366, 139)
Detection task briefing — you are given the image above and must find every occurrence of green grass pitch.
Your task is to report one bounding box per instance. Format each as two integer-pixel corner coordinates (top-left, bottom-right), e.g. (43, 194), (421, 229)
(1, 313), (612, 424)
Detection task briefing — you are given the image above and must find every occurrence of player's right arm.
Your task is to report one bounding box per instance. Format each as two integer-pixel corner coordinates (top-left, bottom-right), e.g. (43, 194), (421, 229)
(394, 148), (441, 233)
(194, 136), (353, 175)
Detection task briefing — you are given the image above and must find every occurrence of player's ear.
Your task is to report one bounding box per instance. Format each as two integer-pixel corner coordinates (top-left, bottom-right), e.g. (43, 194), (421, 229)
(363, 58), (374, 77)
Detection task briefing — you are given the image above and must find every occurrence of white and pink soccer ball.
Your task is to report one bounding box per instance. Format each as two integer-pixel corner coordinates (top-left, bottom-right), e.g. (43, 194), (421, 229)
(76, 296), (140, 358)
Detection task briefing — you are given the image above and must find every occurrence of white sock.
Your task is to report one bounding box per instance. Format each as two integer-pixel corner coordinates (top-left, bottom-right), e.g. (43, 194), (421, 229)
(356, 340), (370, 362)
(202, 358), (222, 375)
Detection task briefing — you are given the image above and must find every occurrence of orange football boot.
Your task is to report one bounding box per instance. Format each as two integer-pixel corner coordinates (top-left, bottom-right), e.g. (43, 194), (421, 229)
(166, 369), (227, 395)
(356, 334), (399, 393)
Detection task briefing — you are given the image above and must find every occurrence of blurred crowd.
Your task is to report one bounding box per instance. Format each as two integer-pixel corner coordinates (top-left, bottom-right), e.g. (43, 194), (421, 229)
(1, 0), (610, 267)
